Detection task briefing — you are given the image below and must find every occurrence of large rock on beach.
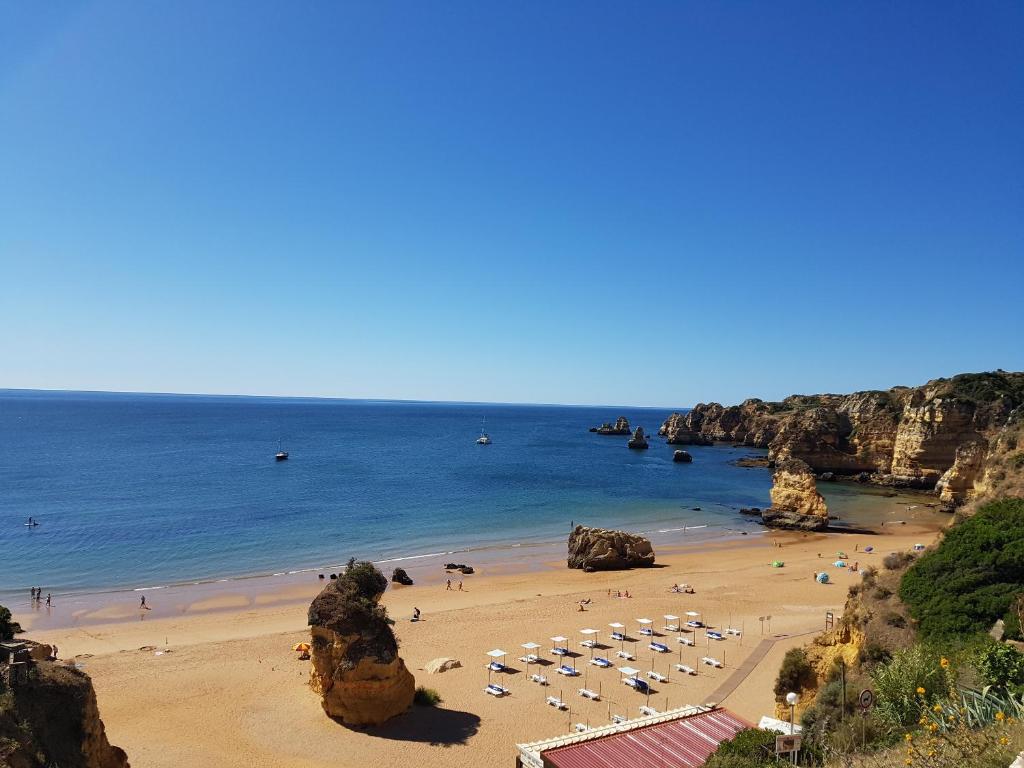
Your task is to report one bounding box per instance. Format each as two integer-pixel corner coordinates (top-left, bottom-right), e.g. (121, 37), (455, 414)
(391, 567), (413, 586)
(567, 526), (655, 571)
(627, 426), (649, 450)
(308, 561), (415, 726)
(424, 657), (462, 674)
(762, 458), (829, 531)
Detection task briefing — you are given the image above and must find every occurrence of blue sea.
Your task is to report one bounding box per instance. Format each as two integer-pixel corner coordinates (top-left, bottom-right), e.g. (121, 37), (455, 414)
(0, 390), (932, 604)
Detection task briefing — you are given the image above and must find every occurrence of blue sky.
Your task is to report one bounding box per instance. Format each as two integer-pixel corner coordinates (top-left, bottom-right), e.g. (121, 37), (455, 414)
(1, 2), (1021, 407)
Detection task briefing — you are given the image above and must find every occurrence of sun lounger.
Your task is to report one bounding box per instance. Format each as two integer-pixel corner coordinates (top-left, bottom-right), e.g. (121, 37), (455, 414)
(663, 624), (680, 632)
(551, 647), (569, 656)
(611, 714), (627, 724)
(546, 695), (567, 710)
(685, 620), (704, 629)
(678, 637), (695, 646)
(725, 628), (741, 636)
(487, 661), (507, 672)
(580, 639), (596, 648)
(706, 631), (724, 641)
(647, 670), (668, 683)
(623, 676), (651, 693)
(529, 673), (548, 685)
(574, 723), (590, 733)
(610, 632), (626, 642)
(702, 656), (722, 668)
(578, 688), (600, 700)
(485, 683), (509, 696)
(590, 657), (613, 668)
(649, 642), (670, 653)
(639, 627), (654, 636)
(639, 705), (659, 716)
(557, 665), (580, 676)
(615, 650), (635, 660)
(519, 653), (539, 664)
(675, 664), (697, 675)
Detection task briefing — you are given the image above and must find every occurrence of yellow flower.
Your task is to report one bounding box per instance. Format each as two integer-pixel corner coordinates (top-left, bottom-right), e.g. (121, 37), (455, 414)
(928, 723), (938, 732)
(905, 760), (913, 766)
(933, 704), (943, 712)
(996, 711), (1006, 721)
(905, 733), (913, 742)
(916, 687), (926, 695)
(940, 657), (949, 669)
(1000, 736), (1010, 746)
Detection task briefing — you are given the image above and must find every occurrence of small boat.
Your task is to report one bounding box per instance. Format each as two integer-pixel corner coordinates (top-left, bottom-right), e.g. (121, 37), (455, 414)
(275, 440), (289, 462)
(476, 418), (491, 445)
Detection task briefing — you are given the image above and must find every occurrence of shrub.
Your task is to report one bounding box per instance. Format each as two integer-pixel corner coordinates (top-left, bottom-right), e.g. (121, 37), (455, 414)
(413, 686), (442, 706)
(883, 611), (907, 628)
(883, 551), (914, 570)
(705, 727), (786, 767)
(900, 498), (1024, 640)
(1011, 452), (1024, 469)
(774, 648), (816, 699)
(873, 586), (893, 600)
(0, 605), (21, 642)
(871, 645), (951, 727)
(974, 642), (1024, 693)
(861, 643), (893, 666)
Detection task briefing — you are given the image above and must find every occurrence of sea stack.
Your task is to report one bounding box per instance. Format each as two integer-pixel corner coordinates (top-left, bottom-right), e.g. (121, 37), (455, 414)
(567, 525), (655, 571)
(627, 426), (649, 449)
(673, 449), (693, 463)
(593, 416), (631, 435)
(761, 458), (829, 531)
(307, 561), (415, 725)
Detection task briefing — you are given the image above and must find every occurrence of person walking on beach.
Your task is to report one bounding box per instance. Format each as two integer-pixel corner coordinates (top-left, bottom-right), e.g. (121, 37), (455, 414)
(140, 595), (150, 610)
(413, 607), (421, 621)
(30, 586), (36, 602)
(458, 581), (463, 591)
(46, 593), (51, 607)
(446, 579), (452, 591)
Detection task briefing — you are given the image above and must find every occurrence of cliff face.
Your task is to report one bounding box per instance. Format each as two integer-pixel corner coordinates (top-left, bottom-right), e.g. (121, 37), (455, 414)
(308, 562), (415, 726)
(660, 371), (1024, 507)
(0, 661), (129, 768)
(762, 459), (829, 531)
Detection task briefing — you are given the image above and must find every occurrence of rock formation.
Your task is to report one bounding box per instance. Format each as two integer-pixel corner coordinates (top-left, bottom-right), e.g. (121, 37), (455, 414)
(627, 426), (649, 449)
(0, 659), (129, 768)
(391, 567), (413, 586)
(567, 526), (655, 571)
(592, 416), (631, 435)
(424, 657), (462, 674)
(308, 561), (415, 726)
(762, 459), (829, 531)
(673, 449), (693, 463)
(660, 371), (1024, 508)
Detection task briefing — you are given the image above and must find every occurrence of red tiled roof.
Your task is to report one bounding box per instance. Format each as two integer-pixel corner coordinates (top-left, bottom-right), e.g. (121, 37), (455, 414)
(543, 708), (751, 768)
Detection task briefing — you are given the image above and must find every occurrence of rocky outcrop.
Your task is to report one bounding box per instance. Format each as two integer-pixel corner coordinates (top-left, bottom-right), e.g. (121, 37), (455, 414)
(627, 426), (649, 450)
(762, 459), (829, 531)
(567, 526), (655, 571)
(391, 568), (413, 586)
(673, 449), (693, 463)
(0, 660), (129, 768)
(308, 561), (415, 726)
(592, 416), (631, 435)
(424, 657), (462, 674)
(662, 371), (1024, 500)
(660, 412), (713, 445)
(935, 441), (988, 511)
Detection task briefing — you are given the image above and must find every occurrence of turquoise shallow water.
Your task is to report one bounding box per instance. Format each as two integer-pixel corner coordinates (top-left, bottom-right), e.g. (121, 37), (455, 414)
(0, 390), (940, 603)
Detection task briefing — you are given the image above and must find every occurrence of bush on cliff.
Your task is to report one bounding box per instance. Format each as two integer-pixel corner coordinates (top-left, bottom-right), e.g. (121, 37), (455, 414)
(705, 728), (787, 767)
(899, 498), (1024, 640)
(0, 605), (21, 642)
(308, 560), (397, 667)
(773, 648), (816, 699)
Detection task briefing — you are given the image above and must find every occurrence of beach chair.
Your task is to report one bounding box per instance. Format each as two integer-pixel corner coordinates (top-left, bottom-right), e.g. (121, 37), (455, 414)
(610, 632), (626, 642)
(674, 664), (697, 675)
(519, 653), (539, 664)
(485, 683), (509, 697)
(487, 661), (507, 672)
(639, 705), (659, 717)
(685, 620), (704, 629)
(664, 623), (680, 632)
(551, 646), (569, 657)
(557, 665), (580, 676)
(574, 723), (590, 733)
(726, 628), (741, 637)
(647, 670), (668, 683)
(580, 639), (596, 649)
(615, 649), (635, 660)
(678, 637), (695, 646)
(578, 688), (600, 700)
(624, 677), (651, 694)
(590, 657), (613, 668)
(638, 627), (654, 636)
(611, 714), (627, 724)
(706, 631), (724, 641)
(529, 673), (548, 685)
(649, 642), (670, 653)
(701, 656), (723, 668)
(546, 695), (567, 710)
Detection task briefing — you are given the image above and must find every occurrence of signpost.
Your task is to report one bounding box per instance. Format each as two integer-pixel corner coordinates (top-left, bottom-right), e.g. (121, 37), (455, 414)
(775, 734), (802, 761)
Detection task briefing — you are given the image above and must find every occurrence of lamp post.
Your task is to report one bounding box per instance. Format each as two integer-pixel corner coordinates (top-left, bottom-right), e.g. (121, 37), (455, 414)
(785, 691), (800, 764)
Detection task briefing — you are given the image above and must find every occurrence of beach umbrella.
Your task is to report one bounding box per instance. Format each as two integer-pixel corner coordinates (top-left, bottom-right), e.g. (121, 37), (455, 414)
(550, 635), (568, 653)
(663, 614), (679, 631)
(609, 622), (626, 653)
(580, 628), (599, 658)
(816, 572), (830, 584)
(833, 560), (846, 568)
(637, 618), (653, 636)
(521, 641), (540, 664)
(292, 642), (310, 652)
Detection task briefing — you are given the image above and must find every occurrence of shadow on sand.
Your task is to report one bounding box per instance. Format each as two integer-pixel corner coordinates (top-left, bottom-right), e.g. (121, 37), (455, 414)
(362, 705), (481, 746)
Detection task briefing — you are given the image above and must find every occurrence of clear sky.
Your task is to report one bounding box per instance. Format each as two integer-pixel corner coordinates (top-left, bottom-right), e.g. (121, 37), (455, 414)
(1, 2), (1021, 407)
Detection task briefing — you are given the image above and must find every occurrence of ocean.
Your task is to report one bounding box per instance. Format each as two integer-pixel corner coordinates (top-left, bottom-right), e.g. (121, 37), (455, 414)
(0, 390), (936, 604)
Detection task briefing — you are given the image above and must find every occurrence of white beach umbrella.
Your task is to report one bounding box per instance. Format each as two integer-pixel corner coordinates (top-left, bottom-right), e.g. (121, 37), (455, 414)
(618, 666), (640, 685)
(521, 641), (540, 663)
(685, 611), (701, 617)
(487, 649), (507, 662)
(663, 614), (679, 630)
(550, 636), (568, 656)
(580, 628), (599, 657)
(637, 618), (653, 637)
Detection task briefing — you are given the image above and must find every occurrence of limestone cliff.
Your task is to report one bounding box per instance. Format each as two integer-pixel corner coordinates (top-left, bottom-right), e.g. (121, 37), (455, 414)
(308, 561), (415, 726)
(0, 660), (129, 768)
(660, 371), (1024, 507)
(567, 526), (655, 571)
(762, 459), (829, 531)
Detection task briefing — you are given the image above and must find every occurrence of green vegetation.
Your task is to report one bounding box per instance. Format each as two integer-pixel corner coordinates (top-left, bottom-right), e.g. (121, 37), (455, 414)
(870, 645), (951, 727)
(773, 648), (816, 699)
(307, 560), (397, 665)
(974, 642), (1024, 694)
(943, 371), (1024, 405)
(413, 686), (442, 706)
(0, 605), (21, 642)
(899, 498), (1024, 640)
(705, 728), (787, 767)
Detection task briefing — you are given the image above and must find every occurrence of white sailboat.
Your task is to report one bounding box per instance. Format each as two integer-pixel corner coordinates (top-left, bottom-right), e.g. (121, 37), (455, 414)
(476, 418), (492, 445)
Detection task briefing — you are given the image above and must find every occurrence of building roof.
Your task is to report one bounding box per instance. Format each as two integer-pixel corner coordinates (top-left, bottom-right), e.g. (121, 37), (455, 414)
(519, 706), (751, 768)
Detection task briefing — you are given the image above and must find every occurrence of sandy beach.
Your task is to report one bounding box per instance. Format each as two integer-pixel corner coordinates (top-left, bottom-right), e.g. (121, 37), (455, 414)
(16, 522), (942, 768)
